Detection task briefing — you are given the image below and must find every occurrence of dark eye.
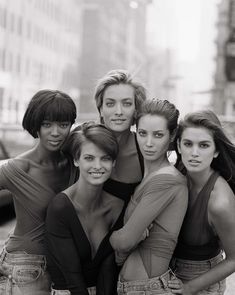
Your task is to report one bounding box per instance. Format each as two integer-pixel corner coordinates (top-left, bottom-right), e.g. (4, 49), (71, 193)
(102, 155), (112, 161)
(183, 142), (192, 147)
(84, 155), (93, 161)
(200, 143), (209, 148)
(123, 101), (132, 107)
(138, 130), (146, 137)
(106, 101), (114, 107)
(41, 122), (51, 128)
(60, 122), (70, 128)
(154, 133), (164, 138)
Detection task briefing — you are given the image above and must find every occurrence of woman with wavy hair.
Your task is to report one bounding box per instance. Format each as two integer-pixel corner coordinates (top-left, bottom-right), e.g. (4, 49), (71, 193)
(169, 110), (235, 295)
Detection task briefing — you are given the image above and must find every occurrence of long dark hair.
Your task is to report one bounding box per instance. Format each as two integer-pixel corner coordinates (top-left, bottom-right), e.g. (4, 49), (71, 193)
(175, 110), (235, 193)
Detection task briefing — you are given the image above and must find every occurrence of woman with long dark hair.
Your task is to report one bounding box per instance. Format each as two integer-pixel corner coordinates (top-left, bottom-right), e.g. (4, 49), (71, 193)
(169, 110), (235, 295)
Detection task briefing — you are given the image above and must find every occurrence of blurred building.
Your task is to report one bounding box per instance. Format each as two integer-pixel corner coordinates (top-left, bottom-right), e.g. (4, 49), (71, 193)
(79, 0), (150, 120)
(213, 0), (235, 118)
(0, 0), (82, 124)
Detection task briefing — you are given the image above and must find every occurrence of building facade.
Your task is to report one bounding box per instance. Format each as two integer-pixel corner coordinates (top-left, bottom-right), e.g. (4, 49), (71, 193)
(0, 0), (82, 123)
(79, 0), (150, 120)
(213, 0), (235, 118)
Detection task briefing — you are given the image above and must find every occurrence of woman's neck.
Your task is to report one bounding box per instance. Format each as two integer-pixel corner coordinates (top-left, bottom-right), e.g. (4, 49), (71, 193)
(115, 129), (132, 146)
(188, 167), (214, 191)
(71, 180), (103, 213)
(144, 155), (170, 177)
(33, 143), (64, 166)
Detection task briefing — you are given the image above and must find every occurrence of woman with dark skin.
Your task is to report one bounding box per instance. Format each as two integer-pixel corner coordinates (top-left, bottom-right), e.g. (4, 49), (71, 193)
(0, 90), (78, 295)
(169, 110), (235, 295)
(94, 69), (146, 208)
(45, 122), (122, 295)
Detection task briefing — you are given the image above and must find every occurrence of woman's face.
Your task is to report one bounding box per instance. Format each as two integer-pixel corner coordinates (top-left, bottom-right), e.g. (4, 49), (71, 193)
(137, 114), (170, 162)
(178, 127), (218, 174)
(100, 84), (135, 134)
(75, 141), (114, 186)
(38, 120), (71, 151)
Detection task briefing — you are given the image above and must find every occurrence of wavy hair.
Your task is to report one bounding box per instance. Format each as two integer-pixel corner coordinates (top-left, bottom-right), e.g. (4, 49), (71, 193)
(175, 110), (235, 193)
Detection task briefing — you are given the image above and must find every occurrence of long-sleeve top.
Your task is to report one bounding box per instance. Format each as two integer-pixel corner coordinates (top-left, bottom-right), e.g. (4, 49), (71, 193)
(45, 193), (124, 295)
(112, 169), (188, 278)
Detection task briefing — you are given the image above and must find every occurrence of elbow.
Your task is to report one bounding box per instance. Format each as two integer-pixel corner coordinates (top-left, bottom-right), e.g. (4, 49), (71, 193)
(110, 230), (134, 252)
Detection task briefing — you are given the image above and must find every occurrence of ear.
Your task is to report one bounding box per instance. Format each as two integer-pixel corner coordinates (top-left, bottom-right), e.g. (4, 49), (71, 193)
(213, 151), (219, 158)
(177, 139), (181, 154)
(112, 160), (116, 168)
(73, 159), (79, 167)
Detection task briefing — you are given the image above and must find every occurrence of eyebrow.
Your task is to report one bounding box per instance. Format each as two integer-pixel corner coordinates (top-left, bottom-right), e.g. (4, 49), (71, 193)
(104, 97), (133, 101)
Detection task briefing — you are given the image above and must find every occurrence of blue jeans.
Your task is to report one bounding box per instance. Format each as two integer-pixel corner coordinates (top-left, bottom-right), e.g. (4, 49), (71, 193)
(117, 269), (175, 295)
(51, 286), (96, 295)
(171, 252), (226, 294)
(0, 247), (50, 295)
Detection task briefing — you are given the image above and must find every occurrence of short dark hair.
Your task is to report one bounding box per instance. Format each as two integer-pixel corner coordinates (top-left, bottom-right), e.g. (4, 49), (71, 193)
(136, 99), (180, 135)
(22, 89), (77, 138)
(65, 121), (119, 162)
(176, 110), (235, 193)
(94, 69), (146, 123)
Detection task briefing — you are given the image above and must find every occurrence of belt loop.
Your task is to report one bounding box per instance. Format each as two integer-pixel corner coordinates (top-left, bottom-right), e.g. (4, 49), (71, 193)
(160, 276), (168, 289)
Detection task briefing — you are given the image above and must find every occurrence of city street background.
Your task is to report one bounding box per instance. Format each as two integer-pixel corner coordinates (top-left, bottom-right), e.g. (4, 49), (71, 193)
(0, 0), (235, 293)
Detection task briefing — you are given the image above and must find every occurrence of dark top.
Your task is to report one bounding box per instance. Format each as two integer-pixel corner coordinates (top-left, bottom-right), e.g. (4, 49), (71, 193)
(174, 171), (221, 260)
(103, 132), (144, 203)
(45, 193), (124, 295)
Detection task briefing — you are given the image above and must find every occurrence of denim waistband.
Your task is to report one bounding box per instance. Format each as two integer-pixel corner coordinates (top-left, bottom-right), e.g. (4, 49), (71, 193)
(172, 251), (223, 269)
(0, 247), (47, 271)
(117, 269), (173, 292)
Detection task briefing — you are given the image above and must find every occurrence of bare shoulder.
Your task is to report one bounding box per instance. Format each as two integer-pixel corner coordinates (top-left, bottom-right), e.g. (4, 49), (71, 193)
(208, 176), (235, 216)
(13, 150), (35, 173)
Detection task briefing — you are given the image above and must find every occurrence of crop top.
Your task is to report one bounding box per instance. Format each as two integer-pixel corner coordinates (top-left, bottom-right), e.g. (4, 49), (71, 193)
(174, 171), (221, 260)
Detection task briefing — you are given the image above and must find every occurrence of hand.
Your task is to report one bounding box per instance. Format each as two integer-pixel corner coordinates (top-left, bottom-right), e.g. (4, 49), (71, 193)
(140, 223), (153, 241)
(168, 278), (194, 295)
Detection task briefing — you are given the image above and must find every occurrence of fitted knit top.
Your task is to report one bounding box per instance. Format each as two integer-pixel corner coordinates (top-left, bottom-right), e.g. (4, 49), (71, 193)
(122, 169), (188, 277)
(0, 158), (78, 254)
(174, 171), (221, 260)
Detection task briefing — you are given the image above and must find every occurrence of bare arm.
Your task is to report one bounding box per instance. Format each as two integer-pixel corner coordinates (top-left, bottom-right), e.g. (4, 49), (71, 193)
(170, 178), (235, 295)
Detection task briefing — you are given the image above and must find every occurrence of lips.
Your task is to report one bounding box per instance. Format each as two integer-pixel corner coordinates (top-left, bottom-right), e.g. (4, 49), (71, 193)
(89, 171), (105, 178)
(48, 140), (62, 146)
(144, 150), (155, 155)
(189, 159), (201, 163)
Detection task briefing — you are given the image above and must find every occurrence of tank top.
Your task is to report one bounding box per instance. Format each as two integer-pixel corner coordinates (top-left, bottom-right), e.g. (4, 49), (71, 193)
(103, 133), (144, 203)
(174, 171), (221, 260)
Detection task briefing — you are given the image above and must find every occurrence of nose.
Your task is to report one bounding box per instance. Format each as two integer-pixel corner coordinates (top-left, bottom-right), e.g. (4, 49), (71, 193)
(94, 158), (102, 169)
(191, 145), (199, 157)
(115, 103), (123, 116)
(51, 124), (59, 136)
(146, 135), (153, 147)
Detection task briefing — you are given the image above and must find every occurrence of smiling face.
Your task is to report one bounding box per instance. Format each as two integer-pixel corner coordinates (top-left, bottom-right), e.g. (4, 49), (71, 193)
(75, 141), (114, 186)
(178, 127), (218, 174)
(137, 114), (170, 163)
(38, 120), (71, 151)
(100, 84), (135, 134)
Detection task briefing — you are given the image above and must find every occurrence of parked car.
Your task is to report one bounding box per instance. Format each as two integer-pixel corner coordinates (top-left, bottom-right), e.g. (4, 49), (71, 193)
(0, 140), (13, 207)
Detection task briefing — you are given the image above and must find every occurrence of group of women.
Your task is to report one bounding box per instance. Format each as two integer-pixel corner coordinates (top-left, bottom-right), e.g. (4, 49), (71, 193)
(0, 69), (234, 295)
